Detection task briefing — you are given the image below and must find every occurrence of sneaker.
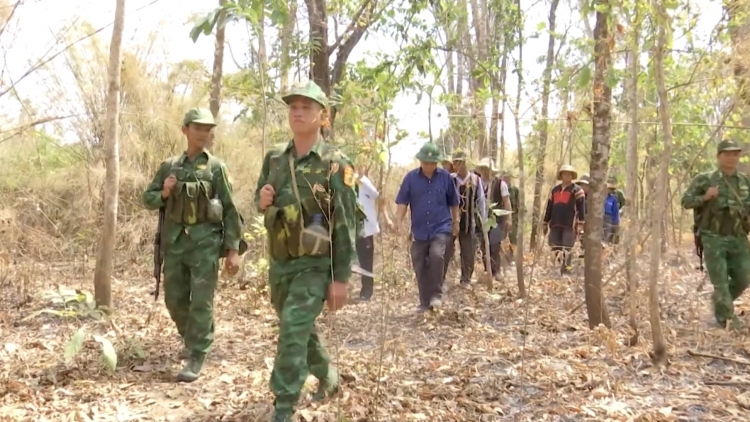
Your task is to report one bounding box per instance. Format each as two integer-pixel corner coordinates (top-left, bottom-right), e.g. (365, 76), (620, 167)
(429, 297), (442, 310)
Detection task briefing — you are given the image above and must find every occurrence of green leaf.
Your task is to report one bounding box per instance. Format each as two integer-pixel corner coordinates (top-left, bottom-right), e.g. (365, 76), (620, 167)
(93, 335), (117, 371)
(577, 66), (592, 88)
(537, 21), (546, 31)
(64, 327), (86, 364)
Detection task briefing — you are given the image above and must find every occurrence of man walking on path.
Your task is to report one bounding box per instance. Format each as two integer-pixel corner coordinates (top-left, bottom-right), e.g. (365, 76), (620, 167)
(395, 142), (459, 311)
(143, 107), (243, 382)
(355, 168), (382, 301)
(604, 179), (621, 244)
(681, 139), (750, 330)
(443, 151), (486, 287)
(576, 175), (590, 257)
(254, 81), (360, 421)
(543, 165), (585, 274)
(441, 155), (454, 173)
(501, 171), (520, 263)
(475, 158), (511, 278)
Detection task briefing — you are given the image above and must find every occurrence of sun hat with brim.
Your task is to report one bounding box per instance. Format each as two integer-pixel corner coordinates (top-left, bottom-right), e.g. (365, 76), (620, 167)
(577, 175), (590, 185)
(451, 150), (468, 162)
(718, 139), (742, 153)
(501, 171), (516, 178)
(557, 165), (578, 180)
(183, 108), (217, 127)
(415, 142), (442, 163)
(441, 155), (452, 164)
(282, 80), (328, 108)
(476, 157), (498, 173)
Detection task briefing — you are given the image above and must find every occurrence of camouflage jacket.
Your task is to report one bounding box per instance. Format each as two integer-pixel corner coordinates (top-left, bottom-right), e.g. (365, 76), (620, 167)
(254, 140), (361, 282)
(143, 150), (242, 253)
(681, 169), (750, 236)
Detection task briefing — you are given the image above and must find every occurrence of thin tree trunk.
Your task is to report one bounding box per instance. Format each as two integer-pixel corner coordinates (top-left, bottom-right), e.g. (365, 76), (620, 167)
(649, 1), (670, 366)
(624, 4), (640, 346)
(529, 0), (560, 250)
(206, 0), (226, 152)
(93, 0), (125, 309)
(279, 1), (297, 92)
(209, 0), (226, 119)
(583, 0), (612, 329)
(513, 0), (526, 298)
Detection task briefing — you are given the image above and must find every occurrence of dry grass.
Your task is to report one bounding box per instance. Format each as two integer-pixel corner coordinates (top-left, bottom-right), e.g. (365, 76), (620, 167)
(2, 234), (750, 421)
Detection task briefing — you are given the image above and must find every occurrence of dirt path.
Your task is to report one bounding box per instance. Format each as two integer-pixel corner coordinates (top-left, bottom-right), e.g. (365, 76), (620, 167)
(1, 246), (749, 421)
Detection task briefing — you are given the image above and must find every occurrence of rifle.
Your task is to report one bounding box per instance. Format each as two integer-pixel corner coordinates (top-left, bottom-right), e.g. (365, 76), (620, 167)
(152, 207), (166, 300)
(693, 224), (704, 272)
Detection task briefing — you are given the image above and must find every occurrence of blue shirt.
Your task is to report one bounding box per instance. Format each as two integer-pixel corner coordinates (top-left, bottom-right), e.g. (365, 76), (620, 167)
(396, 167), (459, 241)
(604, 194), (620, 225)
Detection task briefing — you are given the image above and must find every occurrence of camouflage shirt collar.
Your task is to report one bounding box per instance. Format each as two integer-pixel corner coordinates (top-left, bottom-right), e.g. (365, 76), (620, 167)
(177, 149), (210, 163)
(285, 138), (324, 158)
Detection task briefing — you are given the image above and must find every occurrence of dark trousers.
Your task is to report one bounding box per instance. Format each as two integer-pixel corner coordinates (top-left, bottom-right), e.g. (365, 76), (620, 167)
(482, 227), (504, 276)
(444, 232), (476, 284)
(356, 235), (375, 298)
(548, 226), (576, 273)
(410, 234), (449, 306)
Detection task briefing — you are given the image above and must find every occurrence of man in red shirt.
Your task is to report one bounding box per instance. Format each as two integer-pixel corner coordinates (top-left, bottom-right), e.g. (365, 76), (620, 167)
(543, 165), (585, 274)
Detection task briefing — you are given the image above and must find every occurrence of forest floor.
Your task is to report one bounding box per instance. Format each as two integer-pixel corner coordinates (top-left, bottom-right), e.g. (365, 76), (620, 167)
(2, 237), (750, 422)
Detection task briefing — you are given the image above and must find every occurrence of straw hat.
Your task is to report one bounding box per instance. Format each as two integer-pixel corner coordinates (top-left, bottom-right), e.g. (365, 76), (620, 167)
(557, 165), (578, 180)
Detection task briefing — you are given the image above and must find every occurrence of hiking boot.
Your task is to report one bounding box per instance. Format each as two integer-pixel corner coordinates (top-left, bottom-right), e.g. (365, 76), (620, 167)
(728, 316), (745, 331)
(178, 346), (190, 360)
(312, 367), (340, 402)
(271, 408), (293, 422)
(175, 354), (205, 383)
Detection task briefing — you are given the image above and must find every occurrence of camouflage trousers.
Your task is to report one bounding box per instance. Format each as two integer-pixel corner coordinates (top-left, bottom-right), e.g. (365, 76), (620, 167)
(163, 232), (221, 357)
(702, 232), (750, 323)
(269, 266), (332, 412)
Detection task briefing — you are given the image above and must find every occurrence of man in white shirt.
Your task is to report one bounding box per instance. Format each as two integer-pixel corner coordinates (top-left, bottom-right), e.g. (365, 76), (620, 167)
(355, 170), (381, 301)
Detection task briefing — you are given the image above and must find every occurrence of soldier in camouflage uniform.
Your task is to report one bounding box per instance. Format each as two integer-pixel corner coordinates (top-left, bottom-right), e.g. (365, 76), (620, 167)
(143, 108), (243, 382)
(681, 139), (750, 329)
(501, 171), (520, 263)
(255, 81), (360, 421)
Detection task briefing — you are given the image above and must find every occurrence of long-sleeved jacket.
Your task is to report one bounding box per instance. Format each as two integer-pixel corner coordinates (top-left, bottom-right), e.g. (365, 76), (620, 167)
(143, 150), (242, 254)
(682, 169), (750, 236)
(254, 140), (360, 282)
(604, 193), (620, 225)
(543, 183), (585, 229)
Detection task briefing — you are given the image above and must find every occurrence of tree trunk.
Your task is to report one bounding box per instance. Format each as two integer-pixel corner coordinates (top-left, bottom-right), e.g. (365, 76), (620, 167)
(726, 0), (750, 172)
(583, 0), (612, 329)
(513, 0), (526, 298)
(624, 4), (640, 346)
(279, 1), (297, 92)
(529, 0), (560, 250)
(207, 0), (226, 151)
(649, 1), (670, 366)
(93, 0), (125, 309)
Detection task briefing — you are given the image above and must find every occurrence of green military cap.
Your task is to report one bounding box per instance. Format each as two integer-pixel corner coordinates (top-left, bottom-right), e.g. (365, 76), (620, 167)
(183, 108), (217, 127)
(718, 139), (742, 153)
(451, 150), (468, 162)
(282, 80), (328, 108)
(415, 142), (442, 163)
(606, 176), (617, 187)
(577, 174), (590, 185)
(501, 171), (515, 178)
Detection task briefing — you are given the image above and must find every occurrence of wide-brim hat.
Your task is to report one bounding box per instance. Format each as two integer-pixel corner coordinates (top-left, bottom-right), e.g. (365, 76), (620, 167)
(415, 142), (442, 163)
(451, 150), (468, 162)
(476, 157), (498, 173)
(557, 165), (578, 180)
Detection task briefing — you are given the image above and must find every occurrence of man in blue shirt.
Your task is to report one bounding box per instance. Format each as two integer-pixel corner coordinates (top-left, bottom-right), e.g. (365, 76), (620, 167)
(395, 142), (460, 311)
(604, 180), (621, 244)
